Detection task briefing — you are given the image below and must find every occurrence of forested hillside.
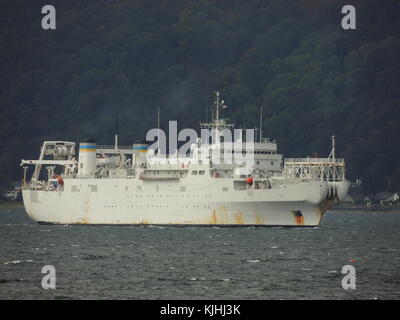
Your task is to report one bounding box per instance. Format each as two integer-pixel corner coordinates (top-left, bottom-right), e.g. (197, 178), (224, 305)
(0, 0), (399, 193)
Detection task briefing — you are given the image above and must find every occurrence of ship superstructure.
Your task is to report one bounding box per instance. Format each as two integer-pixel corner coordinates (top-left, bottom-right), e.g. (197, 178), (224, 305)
(21, 92), (349, 226)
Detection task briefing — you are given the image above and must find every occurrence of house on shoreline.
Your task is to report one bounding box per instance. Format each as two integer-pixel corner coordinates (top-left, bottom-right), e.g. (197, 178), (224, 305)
(372, 192), (400, 207)
(342, 189), (399, 209)
(0, 181), (22, 202)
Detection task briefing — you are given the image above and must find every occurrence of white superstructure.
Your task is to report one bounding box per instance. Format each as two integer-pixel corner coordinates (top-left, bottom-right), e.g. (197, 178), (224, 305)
(20, 92), (349, 226)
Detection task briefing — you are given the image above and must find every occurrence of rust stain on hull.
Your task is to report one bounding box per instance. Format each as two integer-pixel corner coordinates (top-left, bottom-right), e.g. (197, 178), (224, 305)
(234, 212), (244, 224)
(255, 213), (264, 225)
(76, 217), (89, 224)
(295, 216), (304, 226)
(292, 211), (304, 226)
(210, 210), (217, 224)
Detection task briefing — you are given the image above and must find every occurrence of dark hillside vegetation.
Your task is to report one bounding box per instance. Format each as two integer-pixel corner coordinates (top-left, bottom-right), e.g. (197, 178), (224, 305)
(0, 0), (399, 193)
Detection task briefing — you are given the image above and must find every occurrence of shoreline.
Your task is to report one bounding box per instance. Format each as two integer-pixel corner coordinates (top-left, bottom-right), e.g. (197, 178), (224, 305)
(0, 201), (24, 208)
(330, 206), (400, 213)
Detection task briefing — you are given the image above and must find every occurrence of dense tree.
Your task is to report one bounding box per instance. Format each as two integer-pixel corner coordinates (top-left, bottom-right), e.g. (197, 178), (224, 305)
(0, 0), (399, 194)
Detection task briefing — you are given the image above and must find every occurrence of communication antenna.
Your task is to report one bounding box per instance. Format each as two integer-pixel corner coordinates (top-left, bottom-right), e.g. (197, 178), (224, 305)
(213, 90), (220, 121)
(259, 106), (263, 143)
(328, 135), (336, 160)
(242, 117), (246, 143)
(157, 105), (160, 155)
(211, 98), (214, 122)
(114, 106), (119, 150)
(157, 105), (160, 129)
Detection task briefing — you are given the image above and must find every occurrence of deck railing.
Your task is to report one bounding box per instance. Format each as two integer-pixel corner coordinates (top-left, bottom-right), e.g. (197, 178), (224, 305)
(285, 157), (344, 164)
(284, 158), (345, 181)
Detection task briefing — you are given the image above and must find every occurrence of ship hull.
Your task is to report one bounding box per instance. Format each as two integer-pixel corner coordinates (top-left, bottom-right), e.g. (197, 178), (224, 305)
(22, 179), (349, 227)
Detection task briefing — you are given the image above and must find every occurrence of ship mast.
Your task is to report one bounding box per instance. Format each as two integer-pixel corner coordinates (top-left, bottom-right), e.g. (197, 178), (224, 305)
(328, 135), (336, 161)
(114, 106), (119, 150)
(200, 91), (234, 144)
(200, 91), (234, 130)
(215, 90), (220, 122)
(259, 106), (263, 143)
(157, 105), (160, 155)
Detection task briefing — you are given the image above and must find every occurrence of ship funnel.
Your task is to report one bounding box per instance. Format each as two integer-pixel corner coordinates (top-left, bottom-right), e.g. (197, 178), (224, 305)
(133, 139), (149, 167)
(78, 139), (97, 177)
